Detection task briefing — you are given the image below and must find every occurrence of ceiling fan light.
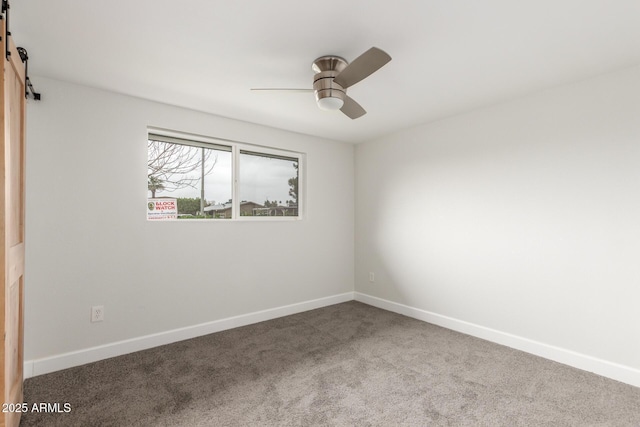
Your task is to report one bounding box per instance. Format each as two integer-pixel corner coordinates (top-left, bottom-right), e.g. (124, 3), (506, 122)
(317, 96), (344, 111)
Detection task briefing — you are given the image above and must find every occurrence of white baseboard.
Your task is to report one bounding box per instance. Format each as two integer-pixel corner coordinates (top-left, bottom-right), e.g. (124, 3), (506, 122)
(24, 292), (354, 379)
(25, 291), (640, 389)
(355, 292), (640, 389)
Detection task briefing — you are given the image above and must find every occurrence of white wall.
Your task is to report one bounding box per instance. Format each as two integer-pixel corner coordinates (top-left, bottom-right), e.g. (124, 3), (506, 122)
(24, 77), (354, 364)
(355, 66), (640, 384)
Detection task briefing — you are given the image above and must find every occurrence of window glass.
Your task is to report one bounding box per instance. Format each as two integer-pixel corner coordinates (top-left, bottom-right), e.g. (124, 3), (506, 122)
(147, 132), (302, 220)
(148, 136), (232, 219)
(239, 151), (299, 217)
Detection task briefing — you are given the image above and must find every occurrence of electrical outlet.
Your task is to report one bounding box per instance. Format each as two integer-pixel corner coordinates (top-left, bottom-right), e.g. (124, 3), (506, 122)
(369, 272), (375, 282)
(91, 305), (104, 322)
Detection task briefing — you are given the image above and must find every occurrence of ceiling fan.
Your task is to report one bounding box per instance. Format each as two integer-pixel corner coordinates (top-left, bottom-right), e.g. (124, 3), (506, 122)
(251, 47), (392, 119)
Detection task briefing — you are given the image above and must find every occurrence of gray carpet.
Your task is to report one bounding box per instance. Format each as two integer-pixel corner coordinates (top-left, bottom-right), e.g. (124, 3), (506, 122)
(20, 301), (640, 426)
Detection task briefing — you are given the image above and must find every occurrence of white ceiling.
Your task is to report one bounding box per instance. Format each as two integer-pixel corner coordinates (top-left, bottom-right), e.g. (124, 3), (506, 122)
(11, 1), (640, 143)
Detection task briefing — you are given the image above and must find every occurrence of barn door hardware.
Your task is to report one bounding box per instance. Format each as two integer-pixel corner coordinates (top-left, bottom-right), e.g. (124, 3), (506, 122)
(17, 47), (41, 100)
(0, 0), (41, 100)
(2, 0), (9, 60)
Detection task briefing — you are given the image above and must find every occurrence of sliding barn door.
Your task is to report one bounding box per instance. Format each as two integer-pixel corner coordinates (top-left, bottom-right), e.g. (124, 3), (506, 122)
(0, 18), (26, 427)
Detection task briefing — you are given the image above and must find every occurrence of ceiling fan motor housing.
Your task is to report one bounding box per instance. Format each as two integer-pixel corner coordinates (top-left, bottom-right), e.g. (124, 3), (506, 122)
(312, 56), (348, 110)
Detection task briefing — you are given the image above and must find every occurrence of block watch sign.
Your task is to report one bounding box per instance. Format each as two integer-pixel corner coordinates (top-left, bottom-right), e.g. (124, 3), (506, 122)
(147, 198), (178, 220)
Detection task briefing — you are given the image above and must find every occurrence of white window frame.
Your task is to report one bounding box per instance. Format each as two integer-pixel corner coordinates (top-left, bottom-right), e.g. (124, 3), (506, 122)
(148, 127), (305, 221)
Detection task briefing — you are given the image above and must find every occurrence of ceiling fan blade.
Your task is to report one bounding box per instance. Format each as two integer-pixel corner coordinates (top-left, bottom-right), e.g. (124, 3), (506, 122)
(250, 88), (314, 92)
(333, 47), (391, 89)
(340, 96), (367, 119)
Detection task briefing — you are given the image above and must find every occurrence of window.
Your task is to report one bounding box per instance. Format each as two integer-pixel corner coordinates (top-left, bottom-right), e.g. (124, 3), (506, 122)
(147, 130), (302, 220)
